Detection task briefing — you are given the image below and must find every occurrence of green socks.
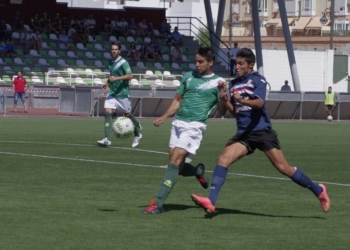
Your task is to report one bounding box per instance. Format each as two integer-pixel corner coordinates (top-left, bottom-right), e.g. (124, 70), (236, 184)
(179, 163), (203, 177)
(111, 112), (117, 122)
(104, 112), (112, 139)
(156, 163), (179, 207)
(126, 114), (140, 136)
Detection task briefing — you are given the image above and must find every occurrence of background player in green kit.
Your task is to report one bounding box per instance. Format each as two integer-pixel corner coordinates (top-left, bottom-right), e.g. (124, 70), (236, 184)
(98, 41), (142, 148)
(142, 47), (226, 214)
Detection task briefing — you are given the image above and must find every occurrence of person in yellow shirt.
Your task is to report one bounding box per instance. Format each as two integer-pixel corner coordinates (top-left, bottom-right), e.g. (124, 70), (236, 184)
(324, 86), (336, 118)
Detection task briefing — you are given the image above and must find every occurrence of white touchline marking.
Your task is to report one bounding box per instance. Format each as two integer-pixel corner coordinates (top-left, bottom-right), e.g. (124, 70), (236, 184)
(1, 140), (349, 187)
(0, 140), (168, 155)
(0, 151), (166, 169)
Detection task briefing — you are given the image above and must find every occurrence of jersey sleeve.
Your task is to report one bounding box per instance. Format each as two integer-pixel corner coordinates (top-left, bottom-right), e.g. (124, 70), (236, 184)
(176, 71), (192, 96)
(252, 76), (267, 102)
(121, 61), (132, 74)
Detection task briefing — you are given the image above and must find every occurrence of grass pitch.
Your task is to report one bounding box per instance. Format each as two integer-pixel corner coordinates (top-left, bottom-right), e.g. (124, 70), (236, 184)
(0, 117), (349, 250)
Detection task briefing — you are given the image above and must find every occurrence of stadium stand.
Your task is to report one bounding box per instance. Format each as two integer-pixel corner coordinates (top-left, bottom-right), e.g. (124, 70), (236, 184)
(0, 8), (231, 87)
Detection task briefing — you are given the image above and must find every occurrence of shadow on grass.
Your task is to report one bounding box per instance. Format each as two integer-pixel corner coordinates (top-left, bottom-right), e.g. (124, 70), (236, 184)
(203, 207), (326, 220)
(98, 209), (118, 212)
(138, 203), (198, 213)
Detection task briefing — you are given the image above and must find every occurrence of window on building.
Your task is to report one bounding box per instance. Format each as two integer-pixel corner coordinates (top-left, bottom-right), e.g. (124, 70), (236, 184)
(273, 0), (279, 13)
(303, 0), (311, 12)
(232, 0), (239, 14)
(258, 0), (268, 13)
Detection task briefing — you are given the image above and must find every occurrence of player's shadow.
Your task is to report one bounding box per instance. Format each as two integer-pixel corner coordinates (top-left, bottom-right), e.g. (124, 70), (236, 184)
(138, 203), (198, 213)
(98, 209), (118, 212)
(164, 204), (199, 212)
(203, 207), (325, 220)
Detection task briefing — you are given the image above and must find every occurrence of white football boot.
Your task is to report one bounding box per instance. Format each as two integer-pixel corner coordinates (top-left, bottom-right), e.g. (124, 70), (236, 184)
(132, 134), (142, 148)
(97, 138), (111, 146)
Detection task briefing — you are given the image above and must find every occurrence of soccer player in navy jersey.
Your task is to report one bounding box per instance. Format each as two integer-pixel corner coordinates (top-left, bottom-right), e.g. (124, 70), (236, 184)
(191, 48), (331, 214)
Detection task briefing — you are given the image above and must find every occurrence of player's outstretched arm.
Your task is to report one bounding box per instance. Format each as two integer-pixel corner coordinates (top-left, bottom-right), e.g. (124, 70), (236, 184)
(99, 83), (109, 98)
(217, 81), (235, 117)
(108, 73), (133, 82)
(218, 94), (235, 117)
(153, 93), (182, 127)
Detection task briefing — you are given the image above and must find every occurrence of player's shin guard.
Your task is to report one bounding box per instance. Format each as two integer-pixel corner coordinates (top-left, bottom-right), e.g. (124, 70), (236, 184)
(156, 163), (179, 207)
(291, 167), (323, 196)
(126, 114), (140, 136)
(104, 112), (112, 139)
(208, 165), (228, 205)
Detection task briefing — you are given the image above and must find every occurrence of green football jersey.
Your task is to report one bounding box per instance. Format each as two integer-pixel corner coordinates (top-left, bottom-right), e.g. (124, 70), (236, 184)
(108, 56), (132, 98)
(175, 71), (224, 123)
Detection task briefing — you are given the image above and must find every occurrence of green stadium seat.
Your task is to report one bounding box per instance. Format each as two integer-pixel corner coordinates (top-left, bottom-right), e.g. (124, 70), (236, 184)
(2, 75), (12, 83)
(41, 33), (48, 40)
(118, 36), (126, 43)
(86, 60), (94, 67)
(49, 42), (57, 49)
(76, 51), (85, 58)
(155, 70), (162, 78)
(104, 44), (110, 50)
(40, 50), (48, 57)
(13, 66), (21, 72)
(146, 62), (153, 68)
(58, 51), (66, 57)
(24, 58), (33, 65)
(140, 79), (150, 86)
(180, 63), (189, 70)
(93, 69), (102, 74)
(32, 67), (42, 75)
(75, 68), (85, 75)
(95, 52), (103, 59)
(135, 37), (143, 43)
(16, 50), (24, 56)
(5, 58), (13, 64)
(66, 59), (75, 66)
(24, 76), (33, 84)
(86, 44), (94, 50)
(65, 77), (73, 85)
(84, 78), (93, 85)
(95, 35), (103, 42)
(188, 55), (195, 61)
(163, 62), (171, 70)
(48, 59), (57, 66)
(162, 46), (170, 53)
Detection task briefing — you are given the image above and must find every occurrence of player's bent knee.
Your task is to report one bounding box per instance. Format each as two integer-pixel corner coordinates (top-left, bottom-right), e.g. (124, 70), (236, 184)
(275, 163), (294, 176)
(217, 154), (233, 168)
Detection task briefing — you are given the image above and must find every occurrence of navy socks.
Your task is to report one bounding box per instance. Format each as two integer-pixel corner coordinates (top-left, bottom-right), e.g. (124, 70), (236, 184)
(208, 165), (228, 205)
(291, 168), (323, 196)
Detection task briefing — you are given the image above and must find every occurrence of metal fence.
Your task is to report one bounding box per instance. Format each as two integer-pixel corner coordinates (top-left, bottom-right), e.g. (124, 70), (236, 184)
(2, 85), (350, 120)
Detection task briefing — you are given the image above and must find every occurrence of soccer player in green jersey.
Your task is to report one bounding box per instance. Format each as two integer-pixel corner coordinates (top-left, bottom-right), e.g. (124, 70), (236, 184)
(98, 41), (142, 147)
(142, 47), (226, 214)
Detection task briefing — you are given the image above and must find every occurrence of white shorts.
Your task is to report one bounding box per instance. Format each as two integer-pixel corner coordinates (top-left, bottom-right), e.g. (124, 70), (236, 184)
(169, 119), (207, 155)
(104, 95), (132, 113)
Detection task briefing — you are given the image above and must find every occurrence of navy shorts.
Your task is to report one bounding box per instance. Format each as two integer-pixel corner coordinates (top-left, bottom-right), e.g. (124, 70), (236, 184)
(14, 92), (26, 103)
(226, 128), (281, 155)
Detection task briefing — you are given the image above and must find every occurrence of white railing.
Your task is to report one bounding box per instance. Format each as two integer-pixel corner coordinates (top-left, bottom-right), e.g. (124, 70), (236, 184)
(46, 70), (183, 87)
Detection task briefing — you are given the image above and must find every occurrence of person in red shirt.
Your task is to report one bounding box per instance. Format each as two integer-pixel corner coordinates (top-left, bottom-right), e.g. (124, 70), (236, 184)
(12, 71), (27, 113)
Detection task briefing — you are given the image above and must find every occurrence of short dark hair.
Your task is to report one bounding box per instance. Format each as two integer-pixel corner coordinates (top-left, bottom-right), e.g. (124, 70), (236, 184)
(196, 47), (215, 62)
(236, 48), (256, 64)
(111, 41), (122, 50)
(285, 80), (288, 84)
